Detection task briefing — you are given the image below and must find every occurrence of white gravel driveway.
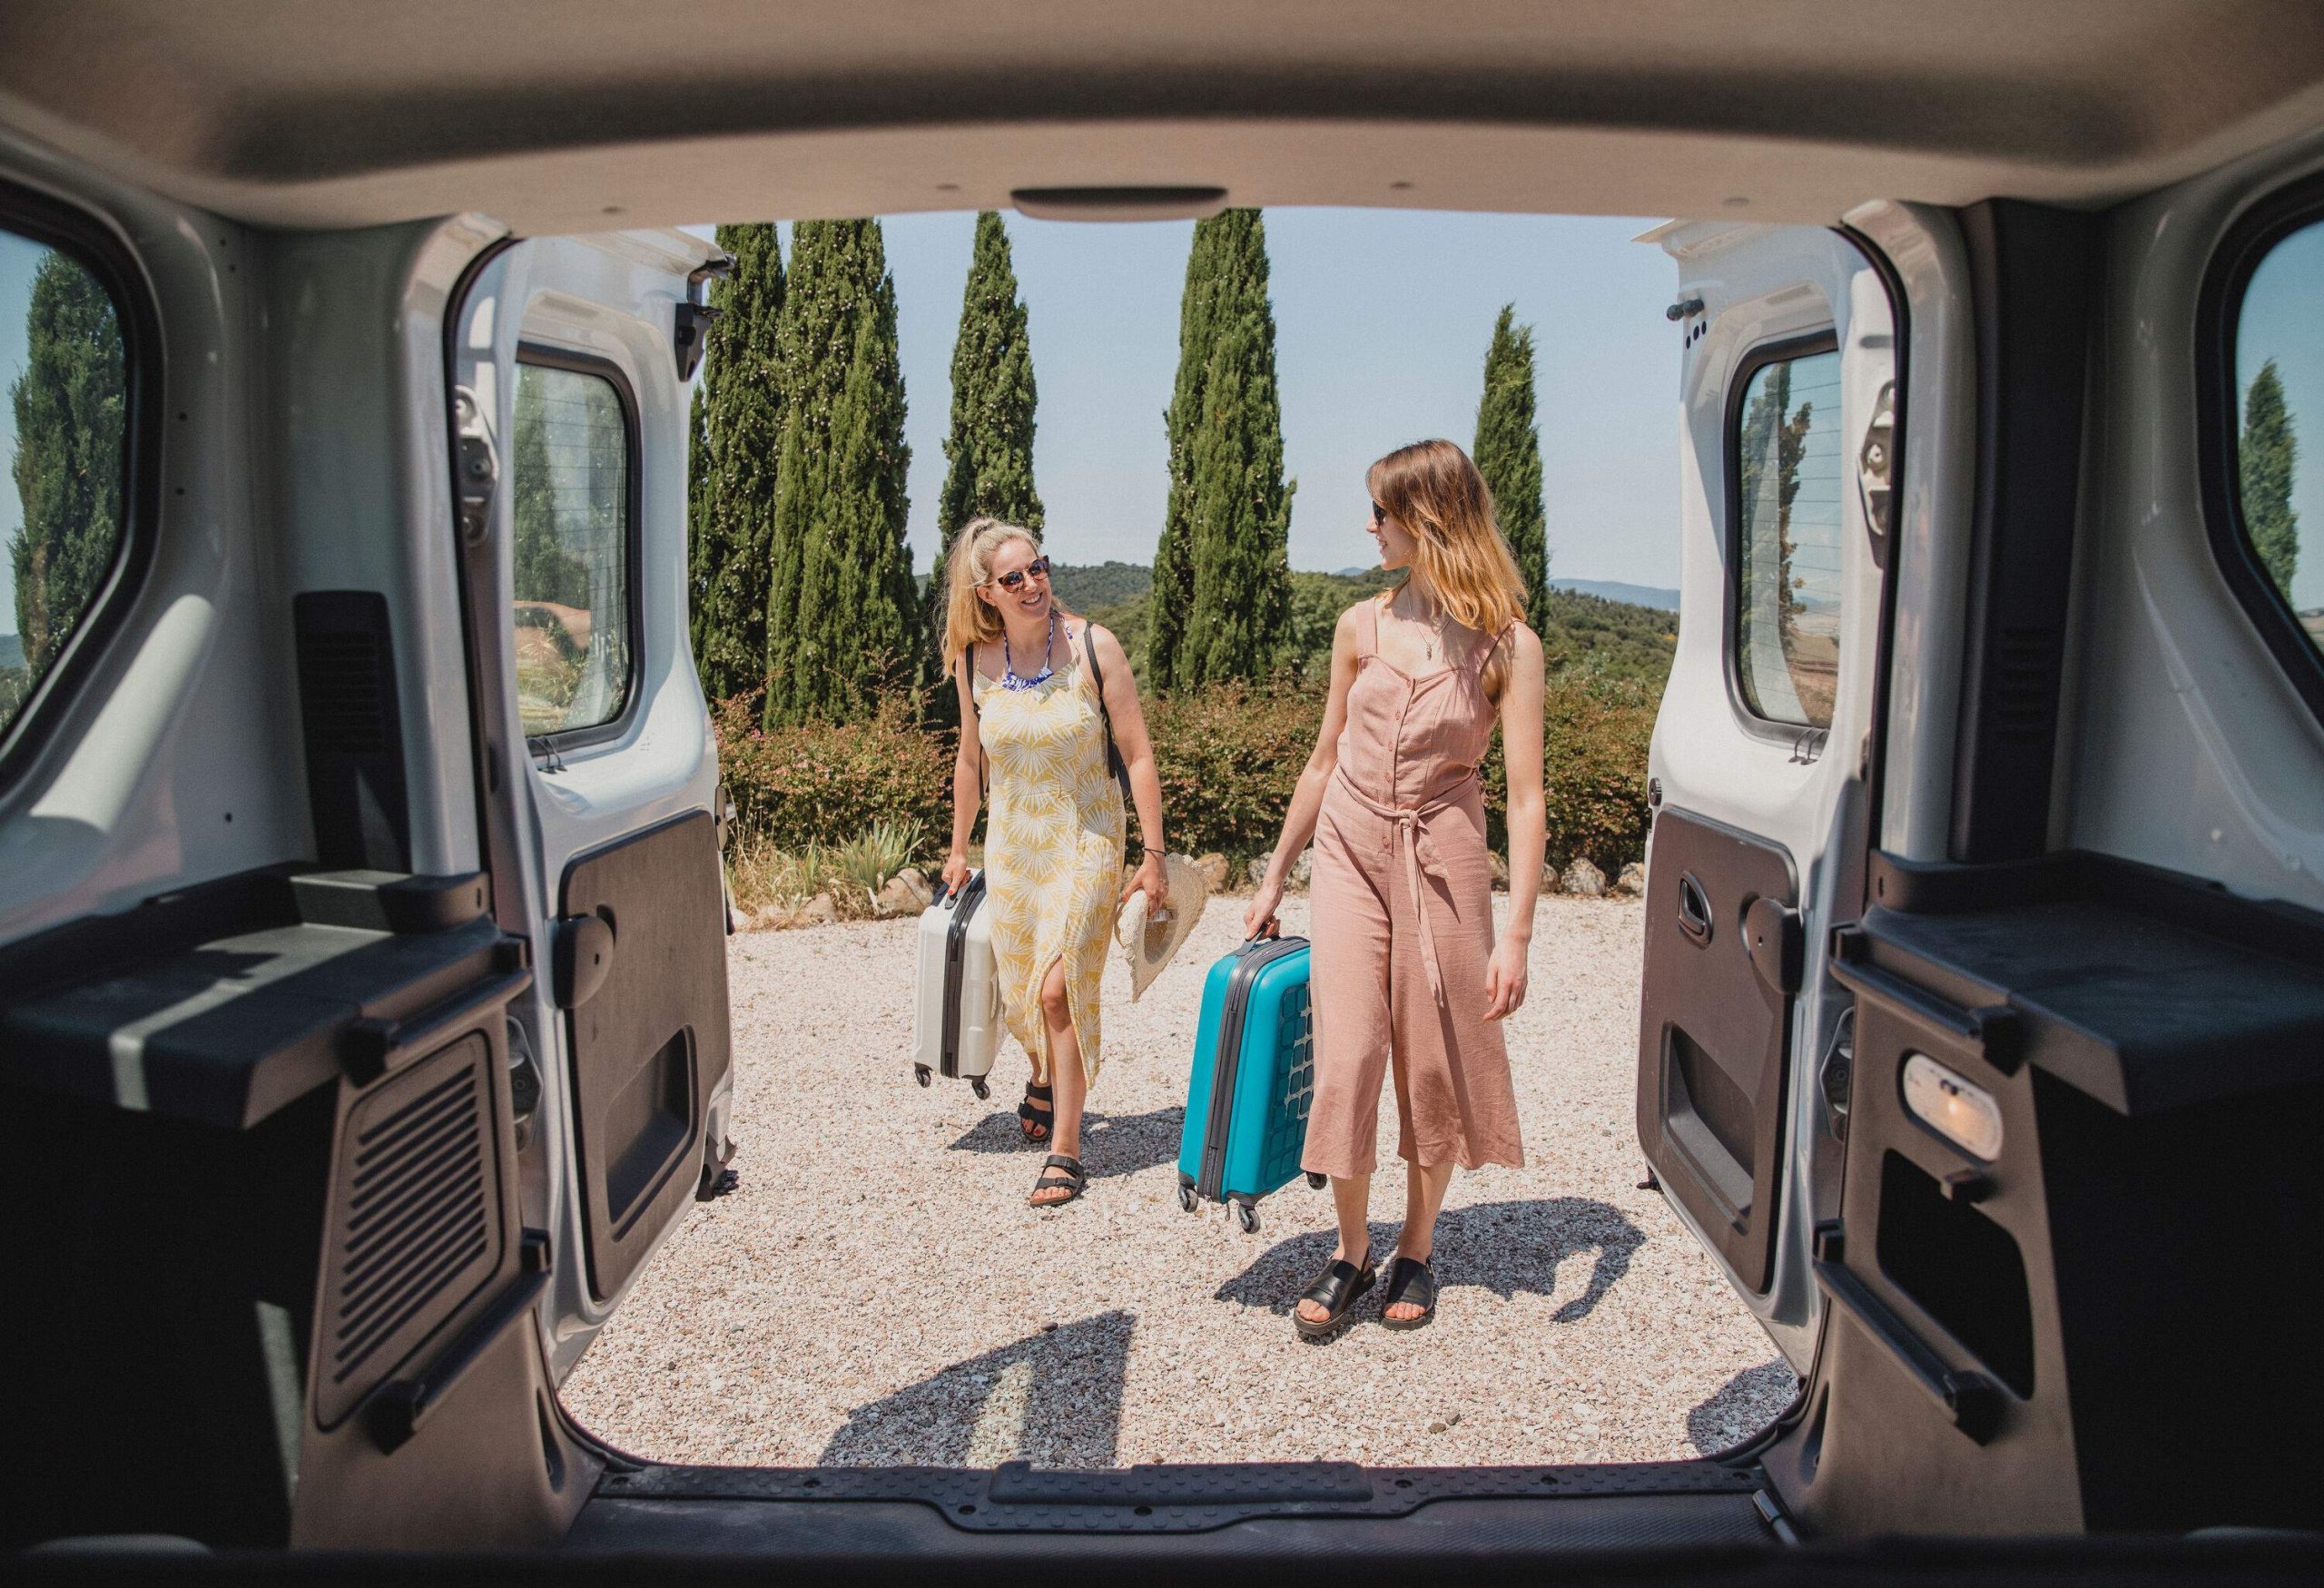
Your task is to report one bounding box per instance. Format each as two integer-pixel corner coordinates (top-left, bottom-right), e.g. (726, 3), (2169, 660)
(559, 895), (1795, 1468)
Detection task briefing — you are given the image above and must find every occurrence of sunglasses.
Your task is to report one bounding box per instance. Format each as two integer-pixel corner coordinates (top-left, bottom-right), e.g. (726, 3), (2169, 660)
(1371, 500), (1389, 526)
(990, 556), (1052, 591)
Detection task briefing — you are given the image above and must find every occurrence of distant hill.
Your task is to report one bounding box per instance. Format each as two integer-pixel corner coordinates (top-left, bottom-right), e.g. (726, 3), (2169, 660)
(1551, 577), (1679, 611)
(0, 634), (23, 670)
(1046, 561), (1675, 692)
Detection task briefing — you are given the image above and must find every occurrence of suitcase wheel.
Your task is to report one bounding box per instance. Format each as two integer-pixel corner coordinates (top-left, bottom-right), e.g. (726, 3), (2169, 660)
(1306, 1171), (1327, 1190)
(1177, 1181), (1196, 1213)
(1234, 1200), (1260, 1234)
(914, 1065), (931, 1089)
(970, 1077), (990, 1100)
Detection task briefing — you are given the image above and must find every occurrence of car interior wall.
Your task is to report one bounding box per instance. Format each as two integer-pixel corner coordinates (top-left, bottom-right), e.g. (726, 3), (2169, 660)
(0, 134), (303, 944)
(2062, 123), (2324, 912)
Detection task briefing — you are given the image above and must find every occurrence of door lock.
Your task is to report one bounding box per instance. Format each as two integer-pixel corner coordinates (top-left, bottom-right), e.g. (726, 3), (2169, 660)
(1818, 1006), (1855, 1140)
(451, 384), (499, 544)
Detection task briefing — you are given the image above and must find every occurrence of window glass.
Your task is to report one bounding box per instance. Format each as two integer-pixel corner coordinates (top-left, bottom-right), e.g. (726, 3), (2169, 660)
(1734, 347), (1844, 728)
(2234, 217), (2322, 658)
(511, 360), (632, 738)
(1, 231), (127, 741)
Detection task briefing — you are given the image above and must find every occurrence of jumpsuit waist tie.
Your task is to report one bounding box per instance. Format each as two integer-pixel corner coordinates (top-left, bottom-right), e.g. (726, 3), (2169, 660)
(1329, 766), (1480, 1009)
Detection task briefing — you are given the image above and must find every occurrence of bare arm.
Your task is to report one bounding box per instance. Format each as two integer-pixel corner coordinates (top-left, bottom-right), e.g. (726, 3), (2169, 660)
(1485, 624), (1548, 1020)
(943, 651), (983, 893)
(1089, 625), (1171, 906)
(1245, 607), (1362, 934)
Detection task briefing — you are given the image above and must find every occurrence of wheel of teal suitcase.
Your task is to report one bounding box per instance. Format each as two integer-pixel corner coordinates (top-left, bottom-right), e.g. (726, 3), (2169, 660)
(1176, 1175), (1196, 1213)
(914, 1065), (931, 1088)
(1233, 1198), (1260, 1234)
(970, 1077), (990, 1100)
(1306, 1171), (1327, 1189)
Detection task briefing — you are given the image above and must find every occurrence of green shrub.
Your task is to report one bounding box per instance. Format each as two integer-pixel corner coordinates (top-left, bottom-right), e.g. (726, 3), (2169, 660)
(713, 665), (1656, 880)
(714, 692), (953, 857)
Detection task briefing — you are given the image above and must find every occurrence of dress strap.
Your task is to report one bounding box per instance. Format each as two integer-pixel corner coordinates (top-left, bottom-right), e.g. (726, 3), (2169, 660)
(1361, 595), (1384, 657)
(1465, 617), (1519, 676)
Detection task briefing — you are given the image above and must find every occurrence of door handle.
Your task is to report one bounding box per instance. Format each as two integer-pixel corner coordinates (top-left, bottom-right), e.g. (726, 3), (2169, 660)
(553, 912), (615, 1010)
(1678, 872), (1714, 946)
(1829, 928), (2021, 1072)
(1813, 1232), (2004, 1444)
(340, 961), (535, 1087)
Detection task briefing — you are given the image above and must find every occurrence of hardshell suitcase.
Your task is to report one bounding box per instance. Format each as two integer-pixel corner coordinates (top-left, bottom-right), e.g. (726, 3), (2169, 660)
(912, 871), (1002, 1097)
(1177, 934), (1323, 1231)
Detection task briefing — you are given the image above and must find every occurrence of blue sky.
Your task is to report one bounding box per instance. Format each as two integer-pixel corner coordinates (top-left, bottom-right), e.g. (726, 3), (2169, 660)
(841, 209), (1682, 582)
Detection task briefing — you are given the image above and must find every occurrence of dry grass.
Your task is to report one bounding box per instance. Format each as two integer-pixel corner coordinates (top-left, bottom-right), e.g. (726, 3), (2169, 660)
(726, 820), (924, 920)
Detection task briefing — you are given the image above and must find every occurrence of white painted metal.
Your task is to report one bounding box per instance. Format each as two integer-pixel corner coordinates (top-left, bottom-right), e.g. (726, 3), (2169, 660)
(454, 228), (726, 1378)
(2063, 126), (2324, 910)
(1642, 217), (1896, 1370)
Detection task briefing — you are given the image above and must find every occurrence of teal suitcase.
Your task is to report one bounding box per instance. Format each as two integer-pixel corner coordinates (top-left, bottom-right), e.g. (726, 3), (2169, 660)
(1176, 934), (1324, 1232)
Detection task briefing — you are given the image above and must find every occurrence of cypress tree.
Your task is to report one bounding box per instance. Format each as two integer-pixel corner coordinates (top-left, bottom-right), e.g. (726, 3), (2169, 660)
(1474, 303), (1550, 634)
(1149, 210), (1292, 689)
(691, 222), (785, 702)
(763, 219), (917, 725)
(510, 372), (590, 610)
(684, 382), (711, 637)
(2241, 358), (2300, 600)
(9, 252), (124, 678)
(927, 212), (1044, 703)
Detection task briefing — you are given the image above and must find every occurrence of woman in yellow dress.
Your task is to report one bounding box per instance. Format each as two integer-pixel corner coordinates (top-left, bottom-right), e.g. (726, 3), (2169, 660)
(940, 519), (1169, 1208)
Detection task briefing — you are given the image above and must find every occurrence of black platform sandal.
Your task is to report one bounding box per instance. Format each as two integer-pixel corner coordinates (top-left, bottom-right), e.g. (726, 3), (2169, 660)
(1381, 1255), (1438, 1330)
(1294, 1249), (1376, 1340)
(1017, 1083), (1054, 1142)
(1029, 1154), (1085, 1208)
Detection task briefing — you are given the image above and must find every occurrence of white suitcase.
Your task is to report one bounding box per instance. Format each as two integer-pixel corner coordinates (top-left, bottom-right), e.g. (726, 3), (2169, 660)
(912, 870), (1003, 1096)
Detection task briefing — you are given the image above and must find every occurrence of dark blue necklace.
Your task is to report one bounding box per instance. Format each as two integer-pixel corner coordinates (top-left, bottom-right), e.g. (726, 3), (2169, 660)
(1001, 609), (1058, 691)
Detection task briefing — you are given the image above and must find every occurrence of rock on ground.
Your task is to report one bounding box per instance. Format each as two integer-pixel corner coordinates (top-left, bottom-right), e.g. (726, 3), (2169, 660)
(559, 897), (1795, 1468)
(1561, 858), (1609, 898)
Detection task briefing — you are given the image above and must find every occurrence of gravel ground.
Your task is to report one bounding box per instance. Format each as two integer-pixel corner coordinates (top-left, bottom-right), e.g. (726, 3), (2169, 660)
(560, 895), (1797, 1468)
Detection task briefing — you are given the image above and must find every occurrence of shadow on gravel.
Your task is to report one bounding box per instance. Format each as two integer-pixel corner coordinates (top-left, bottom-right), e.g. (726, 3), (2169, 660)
(1686, 1359), (1798, 1455)
(1213, 1198), (1644, 1325)
(819, 1310), (1134, 1467)
(947, 1106), (1185, 1183)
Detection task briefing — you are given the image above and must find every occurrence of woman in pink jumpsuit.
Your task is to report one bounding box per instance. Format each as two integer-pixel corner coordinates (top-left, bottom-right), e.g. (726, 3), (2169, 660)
(1246, 439), (1548, 1337)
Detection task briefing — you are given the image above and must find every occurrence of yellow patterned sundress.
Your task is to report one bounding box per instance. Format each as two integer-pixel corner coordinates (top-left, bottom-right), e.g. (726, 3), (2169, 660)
(975, 623), (1126, 1086)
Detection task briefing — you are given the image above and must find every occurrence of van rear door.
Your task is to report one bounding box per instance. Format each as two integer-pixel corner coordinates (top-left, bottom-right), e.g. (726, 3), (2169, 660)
(1631, 221), (1897, 1370)
(448, 230), (734, 1384)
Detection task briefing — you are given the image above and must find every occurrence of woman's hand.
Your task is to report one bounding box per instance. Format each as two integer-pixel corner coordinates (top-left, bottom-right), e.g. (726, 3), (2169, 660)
(1243, 876), (1284, 941)
(1123, 851), (1169, 911)
(940, 851), (972, 898)
(1482, 934), (1531, 1021)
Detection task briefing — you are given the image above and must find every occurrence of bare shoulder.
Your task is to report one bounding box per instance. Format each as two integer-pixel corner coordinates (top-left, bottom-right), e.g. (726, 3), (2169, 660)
(1503, 620), (1545, 664)
(1085, 621), (1134, 678)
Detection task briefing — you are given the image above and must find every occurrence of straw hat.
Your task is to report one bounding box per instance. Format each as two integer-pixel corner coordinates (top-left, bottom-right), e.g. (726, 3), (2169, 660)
(1115, 852), (1208, 1001)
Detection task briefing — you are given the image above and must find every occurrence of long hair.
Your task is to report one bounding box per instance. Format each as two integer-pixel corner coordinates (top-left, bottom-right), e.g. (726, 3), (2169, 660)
(940, 517), (1044, 668)
(1368, 438), (1528, 698)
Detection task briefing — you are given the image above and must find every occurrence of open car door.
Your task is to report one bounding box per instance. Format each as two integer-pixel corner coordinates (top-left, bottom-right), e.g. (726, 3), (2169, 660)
(448, 230), (735, 1386)
(1633, 220), (1897, 1370)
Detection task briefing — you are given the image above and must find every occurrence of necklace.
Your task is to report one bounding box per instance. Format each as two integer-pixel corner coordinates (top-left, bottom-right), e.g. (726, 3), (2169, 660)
(1403, 595), (1449, 666)
(1001, 609), (1059, 691)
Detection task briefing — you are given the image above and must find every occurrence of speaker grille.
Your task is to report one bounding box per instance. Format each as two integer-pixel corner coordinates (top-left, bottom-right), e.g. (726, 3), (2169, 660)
(315, 1035), (503, 1426)
(298, 630), (393, 755)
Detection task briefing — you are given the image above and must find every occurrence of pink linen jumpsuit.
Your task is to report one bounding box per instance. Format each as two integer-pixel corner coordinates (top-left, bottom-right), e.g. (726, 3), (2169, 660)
(1300, 599), (1525, 1179)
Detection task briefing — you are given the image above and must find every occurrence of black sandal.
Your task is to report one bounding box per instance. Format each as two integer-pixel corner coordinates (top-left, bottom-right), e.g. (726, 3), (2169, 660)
(1294, 1249), (1376, 1339)
(1017, 1083), (1054, 1142)
(1029, 1154), (1085, 1208)
(1381, 1255), (1438, 1330)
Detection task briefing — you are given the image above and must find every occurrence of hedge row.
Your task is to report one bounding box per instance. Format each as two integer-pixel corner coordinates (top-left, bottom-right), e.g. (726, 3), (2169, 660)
(713, 671), (1659, 874)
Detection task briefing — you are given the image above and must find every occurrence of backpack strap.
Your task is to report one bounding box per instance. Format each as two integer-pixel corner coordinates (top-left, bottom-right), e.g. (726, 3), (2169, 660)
(960, 650), (987, 802)
(1078, 621), (1136, 812)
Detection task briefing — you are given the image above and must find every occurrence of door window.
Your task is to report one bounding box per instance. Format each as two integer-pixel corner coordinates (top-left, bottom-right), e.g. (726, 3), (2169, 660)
(1731, 343), (1844, 729)
(2230, 215), (2320, 664)
(511, 355), (635, 742)
(2, 225), (130, 750)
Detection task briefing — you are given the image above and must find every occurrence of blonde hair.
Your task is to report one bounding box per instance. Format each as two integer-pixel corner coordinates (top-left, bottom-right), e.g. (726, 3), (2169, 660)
(1369, 439), (1528, 698)
(940, 517), (1044, 667)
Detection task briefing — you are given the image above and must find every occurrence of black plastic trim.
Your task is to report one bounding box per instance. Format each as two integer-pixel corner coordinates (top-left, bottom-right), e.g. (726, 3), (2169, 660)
(2194, 171), (2324, 727)
(511, 340), (646, 756)
(0, 176), (164, 796)
(1721, 327), (1841, 753)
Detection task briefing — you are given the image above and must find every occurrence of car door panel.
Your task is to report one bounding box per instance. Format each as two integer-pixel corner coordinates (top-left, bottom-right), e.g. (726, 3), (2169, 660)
(1635, 807), (1797, 1293)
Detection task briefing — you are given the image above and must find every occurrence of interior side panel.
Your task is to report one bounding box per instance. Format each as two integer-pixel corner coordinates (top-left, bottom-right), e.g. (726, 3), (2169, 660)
(559, 809), (730, 1302)
(1636, 807), (1798, 1294)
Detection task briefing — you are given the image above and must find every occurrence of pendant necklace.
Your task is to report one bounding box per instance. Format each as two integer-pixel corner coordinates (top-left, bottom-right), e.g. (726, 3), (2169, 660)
(1002, 608), (1059, 691)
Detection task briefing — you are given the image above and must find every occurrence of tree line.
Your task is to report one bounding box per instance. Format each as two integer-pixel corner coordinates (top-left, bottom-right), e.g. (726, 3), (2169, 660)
(684, 209), (1561, 725)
